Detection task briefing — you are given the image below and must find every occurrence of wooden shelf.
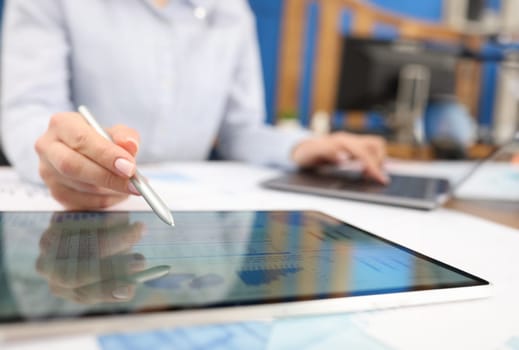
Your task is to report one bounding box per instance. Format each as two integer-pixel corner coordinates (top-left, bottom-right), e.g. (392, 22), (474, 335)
(387, 143), (496, 160)
(445, 198), (519, 230)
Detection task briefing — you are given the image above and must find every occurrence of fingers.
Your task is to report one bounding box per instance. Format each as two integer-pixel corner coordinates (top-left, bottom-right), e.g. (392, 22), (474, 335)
(37, 215), (147, 305)
(44, 113), (137, 178)
(291, 138), (341, 167)
(338, 137), (388, 184)
(108, 125), (141, 157)
(37, 253), (147, 289)
(76, 280), (136, 303)
(47, 180), (129, 210)
(364, 136), (387, 166)
(95, 222), (146, 257)
(43, 253), (143, 304)
(40, 213), (131, 256)
(39, 136), (140, 196)
(36, 113), (142, 209)
(50, 211), (130, 228)
(291, 133), (389, 184)
(39, 221), (145, 258)
(45, 168), (120, 196)
(49, 279), (137, 304)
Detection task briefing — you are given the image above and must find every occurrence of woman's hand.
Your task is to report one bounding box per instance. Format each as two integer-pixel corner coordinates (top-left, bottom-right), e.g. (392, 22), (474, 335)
(291, 132), (389, 184)
(37, 213), (146, 304)
(35, 112), (141, 209)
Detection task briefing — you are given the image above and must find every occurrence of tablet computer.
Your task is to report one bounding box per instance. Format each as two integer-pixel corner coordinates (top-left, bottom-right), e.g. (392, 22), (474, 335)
(262, 168), (451, 210)
(0, 210), (490, 341)
(262, 136), (519, 210)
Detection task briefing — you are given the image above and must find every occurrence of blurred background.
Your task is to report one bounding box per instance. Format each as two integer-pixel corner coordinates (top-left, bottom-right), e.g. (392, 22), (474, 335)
(247, 0), (519, 160)
(1, 0), (518, 161)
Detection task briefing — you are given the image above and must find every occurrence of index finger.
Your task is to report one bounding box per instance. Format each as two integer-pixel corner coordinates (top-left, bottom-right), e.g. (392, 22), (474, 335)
(49, 280), (137, 304)
(339, 140), (389, 184)
(365, 136), (387, 165)
(48, 113), (136, 178)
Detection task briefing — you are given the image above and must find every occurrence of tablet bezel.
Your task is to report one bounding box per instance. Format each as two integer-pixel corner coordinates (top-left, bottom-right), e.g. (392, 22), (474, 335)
(0, 284), (490, 342)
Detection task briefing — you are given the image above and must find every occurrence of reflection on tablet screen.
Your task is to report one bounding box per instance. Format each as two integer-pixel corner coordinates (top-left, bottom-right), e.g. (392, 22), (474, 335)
(0, 211), (487, 323)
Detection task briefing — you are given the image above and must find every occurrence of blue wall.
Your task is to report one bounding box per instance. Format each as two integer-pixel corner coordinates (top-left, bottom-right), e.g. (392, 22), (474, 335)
(299, 1), (320, 127)
(368, 0), (443, 22)
(249, 0), (506, 129)
(248, 0), (447, 125)
(248, 0), (284, 124)
(487, 0), (502, 11)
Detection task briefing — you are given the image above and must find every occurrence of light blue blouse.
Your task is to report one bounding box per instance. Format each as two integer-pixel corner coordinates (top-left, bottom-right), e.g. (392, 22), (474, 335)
(1, 0), (309, 182)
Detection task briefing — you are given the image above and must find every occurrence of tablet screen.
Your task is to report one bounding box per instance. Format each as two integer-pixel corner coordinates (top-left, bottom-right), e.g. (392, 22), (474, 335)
(0, 211), (487, 323)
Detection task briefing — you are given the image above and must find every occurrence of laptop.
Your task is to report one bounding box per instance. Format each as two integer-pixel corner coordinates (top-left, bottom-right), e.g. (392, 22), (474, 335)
(262, 134), (519, 210)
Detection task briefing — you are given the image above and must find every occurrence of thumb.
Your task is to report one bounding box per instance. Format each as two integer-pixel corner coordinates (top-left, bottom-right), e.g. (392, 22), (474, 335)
(107, 125), (141, 157)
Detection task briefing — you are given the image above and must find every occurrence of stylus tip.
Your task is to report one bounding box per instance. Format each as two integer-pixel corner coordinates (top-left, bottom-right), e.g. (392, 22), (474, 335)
(156, 209), (175, 227)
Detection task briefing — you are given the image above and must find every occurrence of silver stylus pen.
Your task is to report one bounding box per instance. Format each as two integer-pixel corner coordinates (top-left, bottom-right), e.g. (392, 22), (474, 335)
(78, 106), (175, 226)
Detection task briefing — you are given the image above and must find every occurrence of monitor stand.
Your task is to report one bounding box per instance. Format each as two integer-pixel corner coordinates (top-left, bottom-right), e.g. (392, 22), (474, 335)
(390, 64), (431, 146)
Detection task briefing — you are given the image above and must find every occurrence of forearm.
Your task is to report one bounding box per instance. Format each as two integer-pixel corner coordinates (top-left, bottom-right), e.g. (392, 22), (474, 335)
(1, 0), (72, 182)
(1, 105), (59, 183)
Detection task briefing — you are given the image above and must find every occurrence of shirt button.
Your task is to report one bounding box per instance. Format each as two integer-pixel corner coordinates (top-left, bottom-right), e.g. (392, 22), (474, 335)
(193, 6), (207, 20)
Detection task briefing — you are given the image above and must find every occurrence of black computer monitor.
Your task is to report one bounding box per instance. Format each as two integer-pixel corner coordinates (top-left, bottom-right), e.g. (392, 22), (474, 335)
(335, 37), (457, 111)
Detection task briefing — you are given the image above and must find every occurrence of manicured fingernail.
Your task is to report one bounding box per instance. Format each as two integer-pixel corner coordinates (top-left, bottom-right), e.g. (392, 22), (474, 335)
(128, 182), (141, 196)
(130, 253), (145, 269)
(114, 158), (135, 177)
(336, 152), (350, 162)
(126, 137), (140, 153)
(133, 253), (145, 261)
(112, 285), (130, 300)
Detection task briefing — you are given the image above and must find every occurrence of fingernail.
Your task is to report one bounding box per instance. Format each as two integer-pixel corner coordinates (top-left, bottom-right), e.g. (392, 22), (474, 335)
(133, 253), (145, 261)
(130, 253), (145, 269)
(128, 182), (141, 196)
(112, 285), (130, 300)
(336, 152), (350, 162)
(126, 137), (140, 153)
(114, 158), (135, 177)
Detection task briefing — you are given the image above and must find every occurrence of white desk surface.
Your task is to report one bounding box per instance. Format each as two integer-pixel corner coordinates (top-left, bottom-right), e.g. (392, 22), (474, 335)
(1, 161), (518, 350)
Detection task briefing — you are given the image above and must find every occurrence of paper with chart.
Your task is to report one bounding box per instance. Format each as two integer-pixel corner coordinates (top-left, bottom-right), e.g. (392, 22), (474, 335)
(98, 315), (393, 350)
(0, 163), (282, 211)
(454, 163), (519, 201)
(0, 168), (60, 210)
